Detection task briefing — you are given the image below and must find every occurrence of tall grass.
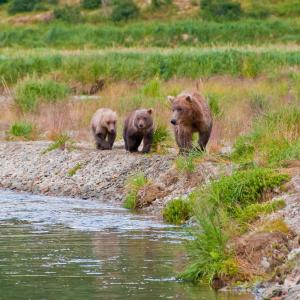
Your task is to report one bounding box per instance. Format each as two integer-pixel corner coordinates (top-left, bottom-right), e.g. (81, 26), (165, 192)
(3, 49), (300, 85)
(1, 19), (300, 48)
(14, 78), (70, 112)
(232, 106), (300, 166)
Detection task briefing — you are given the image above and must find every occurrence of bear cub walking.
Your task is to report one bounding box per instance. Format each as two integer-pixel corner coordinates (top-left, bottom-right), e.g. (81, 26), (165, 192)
(91, 108), (117, 150)
(168, 91), (212, 153)
(123, 109), (154, 153)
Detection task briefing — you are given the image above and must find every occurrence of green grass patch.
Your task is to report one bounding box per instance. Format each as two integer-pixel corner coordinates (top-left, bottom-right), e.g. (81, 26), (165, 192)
(8, 121), (34, 139)
(152, 124), (171, 152)
(162, 198), (191, 225)
(232, 106), (300, 166)
(42, 133), (75, 154)
(14, 78), (70, 112)
(175, 149), (204, 174)
(123, 172), (148, 210)
(67, 163), (82, 177)
(181, 167), (289, 284)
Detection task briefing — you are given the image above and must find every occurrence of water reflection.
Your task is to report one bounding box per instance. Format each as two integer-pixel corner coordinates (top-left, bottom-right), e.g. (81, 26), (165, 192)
(0, 191), (253, 299)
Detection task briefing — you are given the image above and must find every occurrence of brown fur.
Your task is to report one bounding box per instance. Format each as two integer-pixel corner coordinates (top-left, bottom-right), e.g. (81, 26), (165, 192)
(168, 91), (212, 152)
(123, 109), (154, 153)
(90, 108), (117, 150)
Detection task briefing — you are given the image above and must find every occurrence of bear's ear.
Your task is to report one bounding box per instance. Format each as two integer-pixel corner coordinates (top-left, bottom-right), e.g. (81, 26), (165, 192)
(167, 96), (175, 103)
(147, 108), (153, 115)
(185, 95), (192, 102)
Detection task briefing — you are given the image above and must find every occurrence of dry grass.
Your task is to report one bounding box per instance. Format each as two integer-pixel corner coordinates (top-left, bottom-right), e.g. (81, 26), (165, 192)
(1, 75), (297, 151)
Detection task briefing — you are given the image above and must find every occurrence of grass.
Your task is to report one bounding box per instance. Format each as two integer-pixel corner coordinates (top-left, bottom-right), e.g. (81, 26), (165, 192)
(67, 163), (82, 177)
(123, 172), (148, 210)
(1, 19), (300, 48)
(181, 167), (289, 284)
(152, 124), (171, 152)
(232, 106), (300, 167)
(162, 198), (191, 225)
(3, 48), (300, 86)
(14, 77), (70, 112)
(42, 133), (75, 154)
(175, 149), (204, 173)
(8, 121), (33, 139)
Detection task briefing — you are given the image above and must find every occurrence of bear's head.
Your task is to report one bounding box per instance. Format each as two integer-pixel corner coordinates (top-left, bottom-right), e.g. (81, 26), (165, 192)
(102, 111), (117, 134)
(134, 109), (153, 130)
(168, 92), (194, 126)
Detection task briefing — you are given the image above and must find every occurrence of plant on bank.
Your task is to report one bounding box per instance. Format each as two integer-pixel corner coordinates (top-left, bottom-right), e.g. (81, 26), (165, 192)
(181, 167), (289, 284)
(8, 0), (41, 14)
(123, 173), (148, 209)
(163, 198), (191, 225)
(81, 0), (101, 10)
(43, 133), (75, 154)
(68, 163), (82, 177)
(54, 5), (83, 23)
(8, 122), (34, 140)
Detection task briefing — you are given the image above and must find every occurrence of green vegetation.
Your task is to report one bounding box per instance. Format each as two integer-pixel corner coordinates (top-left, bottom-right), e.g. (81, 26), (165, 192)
(152, 125), (171, 152)
(180, 167), (289, 283)
(68, 163), (82, 177)
(200, 0), (243, 21)
(111, 0), (139, 22)
(81, 0), (101, 10)
(53, 6), (82, 23)
(8, 0), (41, 14)
(42, 133), (75, 154)
(14, 78), (70, 112)
(2, 49), (300, 86)
(232, 106), (300, 166)
(162, 198), (191, 225)
(8, 121), (34, 139)
(175, 150), (204, 174)
(1, 19), (300, 49)
(123, 173), (148, 210)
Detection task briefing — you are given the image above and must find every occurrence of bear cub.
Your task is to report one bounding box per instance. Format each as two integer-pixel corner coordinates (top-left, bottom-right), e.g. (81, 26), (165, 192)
(91, 108), (117, 150)
(168, 91), (212, 153)
(123, 109), (154, 153)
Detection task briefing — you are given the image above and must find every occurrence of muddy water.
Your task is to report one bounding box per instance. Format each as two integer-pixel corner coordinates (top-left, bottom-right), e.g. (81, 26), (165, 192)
(0, 191), (253, 300)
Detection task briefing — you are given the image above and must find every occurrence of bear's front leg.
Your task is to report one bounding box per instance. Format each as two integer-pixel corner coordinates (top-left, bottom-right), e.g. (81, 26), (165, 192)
(95, 133), (112, 150)
(108, 131), (116, 149)
(142, 132), (153, 153)
(175, 126), (192, 154)
(198, 130), (211, 151)
(127, 135), (143, 152)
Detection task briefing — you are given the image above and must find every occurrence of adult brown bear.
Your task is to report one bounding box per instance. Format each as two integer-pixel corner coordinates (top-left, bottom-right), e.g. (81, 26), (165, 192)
(168, 91), (212, 153)
(90, 108), (117, 150)
(123, 109), (154, 153)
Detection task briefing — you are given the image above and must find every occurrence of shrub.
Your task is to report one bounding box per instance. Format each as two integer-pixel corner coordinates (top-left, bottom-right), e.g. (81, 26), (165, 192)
(9, 122), (33, 139)
(8, 0), (41, 14)
(81, 0), (101, 10)
(200, 0), (243, 21)
(53, 5), (82, 23)
(152, 125), (171, 152)
(43, 133), (75, 154)
(175, 149), (204, 174)
(0, 0), (8, 4)
(163, 198), (191, 224)
(111, 0), (139, 22)
(206, 92), (223, 118)
(151, 0), (172, 10)
(123, 173), (148, 210)
(15, 78), (70, 113)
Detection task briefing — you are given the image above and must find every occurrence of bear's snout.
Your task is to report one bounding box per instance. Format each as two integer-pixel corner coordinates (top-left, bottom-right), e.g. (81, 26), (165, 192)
(138, 123), (144, 128)
(170, 119), (177, 125)
(109, 129), (116, 134)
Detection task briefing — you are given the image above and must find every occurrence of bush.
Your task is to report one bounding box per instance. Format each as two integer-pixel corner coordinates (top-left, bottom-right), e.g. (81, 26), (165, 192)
(111, 0), (139, 22)
(123, 173), (148, 210)
(9, 122), (33, 139)
(43, 133), (75, 153)
(151, 0), (172, 10)
(200, 0), (243, 21)
(8, 0), (40, 14)
(0, 0), (8, 5)
(152, 125), (171, 152)
(53, 5), (82, 23)
(163, 198), (191, 224)
(81, 0), (101, 10)
(15, 78), (70, 113)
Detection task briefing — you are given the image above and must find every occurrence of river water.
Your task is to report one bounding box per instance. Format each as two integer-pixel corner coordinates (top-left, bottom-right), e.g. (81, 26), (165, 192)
(0, 190), (253, 300)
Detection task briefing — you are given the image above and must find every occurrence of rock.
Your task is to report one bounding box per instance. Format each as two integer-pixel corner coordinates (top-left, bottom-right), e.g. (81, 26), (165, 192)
(262, 284), (283, 299)
(288, 248), (300, 261)
(284, 284), (300, 300)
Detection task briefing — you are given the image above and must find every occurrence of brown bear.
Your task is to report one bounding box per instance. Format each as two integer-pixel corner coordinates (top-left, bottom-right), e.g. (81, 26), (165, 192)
(168, 91), (212, 153)
(90, 108), (117, 150)
(123, 109), (154, 153)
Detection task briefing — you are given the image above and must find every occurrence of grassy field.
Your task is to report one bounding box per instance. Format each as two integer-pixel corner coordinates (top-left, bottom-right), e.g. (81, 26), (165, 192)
(1, 19), (300, 48)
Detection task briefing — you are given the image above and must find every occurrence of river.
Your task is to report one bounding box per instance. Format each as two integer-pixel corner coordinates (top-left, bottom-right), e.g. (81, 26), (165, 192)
(0, 190), (253, 299)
